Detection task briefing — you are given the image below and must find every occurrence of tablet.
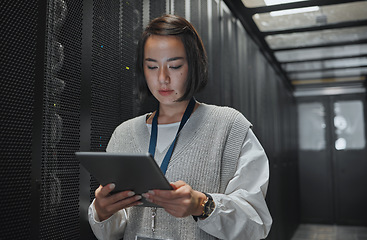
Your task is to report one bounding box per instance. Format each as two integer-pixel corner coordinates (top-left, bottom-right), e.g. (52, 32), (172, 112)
(76, 152), (172, 208)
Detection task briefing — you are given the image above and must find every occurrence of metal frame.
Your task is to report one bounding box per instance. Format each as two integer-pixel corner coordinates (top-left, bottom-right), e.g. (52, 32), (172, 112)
(223, 0), (367, 88)
(31, 0), (48, 239)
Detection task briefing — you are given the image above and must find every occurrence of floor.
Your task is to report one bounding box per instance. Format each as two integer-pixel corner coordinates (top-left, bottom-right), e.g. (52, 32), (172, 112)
(291, 224), (367, 240)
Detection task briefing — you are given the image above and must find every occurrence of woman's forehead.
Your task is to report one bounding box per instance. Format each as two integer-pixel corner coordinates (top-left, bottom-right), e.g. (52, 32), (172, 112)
(144, 35), (186, 59)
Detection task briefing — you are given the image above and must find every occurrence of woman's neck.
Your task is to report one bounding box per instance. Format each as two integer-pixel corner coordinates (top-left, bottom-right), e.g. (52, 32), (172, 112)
(158, 100), (189, 123)
(147, 100), (199, 124)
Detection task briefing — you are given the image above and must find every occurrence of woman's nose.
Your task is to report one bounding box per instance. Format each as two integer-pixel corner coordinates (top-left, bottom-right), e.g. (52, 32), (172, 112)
(158, 67), (170, 84)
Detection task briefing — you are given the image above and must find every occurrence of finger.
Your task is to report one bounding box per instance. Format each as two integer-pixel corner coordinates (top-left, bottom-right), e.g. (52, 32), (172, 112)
(144, 196), (171, 207)
(109, 194), (143, 211)
(94, 185), (103, 197)
(95, 193), (142, 221)
(153, 183), (192, 201)
(106, 190), (134, 203)
(152, 196), (192, 209)
(170, 183), (178, 190)
(170, 180), (186, 189)
(95, 183), (116, 198)
(144, 192), (191, 210)
(149, 185), (185, 198)
(143, 190), (177, 205)
(97, 192), (141, 212)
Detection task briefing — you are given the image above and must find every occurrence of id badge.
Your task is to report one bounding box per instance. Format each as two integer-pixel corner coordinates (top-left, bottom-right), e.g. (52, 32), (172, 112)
(135, 236), (172, 240)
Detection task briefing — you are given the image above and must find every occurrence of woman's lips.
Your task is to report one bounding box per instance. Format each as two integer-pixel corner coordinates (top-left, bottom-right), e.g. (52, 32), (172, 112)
(158, 90), (174, 96)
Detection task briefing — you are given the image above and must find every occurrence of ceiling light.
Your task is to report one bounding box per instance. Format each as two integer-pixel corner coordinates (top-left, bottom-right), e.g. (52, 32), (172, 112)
(264, 0), (309, 6)
(270, 6), (320, 16)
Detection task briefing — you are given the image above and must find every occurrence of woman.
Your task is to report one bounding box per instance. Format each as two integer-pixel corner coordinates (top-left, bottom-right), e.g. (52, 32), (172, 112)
(88, 14), (272, 240)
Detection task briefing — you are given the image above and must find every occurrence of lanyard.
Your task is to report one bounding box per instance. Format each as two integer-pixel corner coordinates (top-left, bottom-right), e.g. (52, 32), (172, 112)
(148, 97), (196, 175)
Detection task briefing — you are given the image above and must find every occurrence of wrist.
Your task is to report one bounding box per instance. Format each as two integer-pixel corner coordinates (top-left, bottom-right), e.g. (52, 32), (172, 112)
(192, 192), (215, 221)
(192, 191), (207, 216)
(94, 201), (112, 222)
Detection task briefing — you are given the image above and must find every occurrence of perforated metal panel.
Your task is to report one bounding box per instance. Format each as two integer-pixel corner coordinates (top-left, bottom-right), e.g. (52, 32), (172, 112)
(39, 0), (82, 239)
(91, 0), (122, 152)
(119, 0), (143, 120)
(88, 0), (144, 200)
(0, 0), (38, 238)
(135, 0), (167, 115)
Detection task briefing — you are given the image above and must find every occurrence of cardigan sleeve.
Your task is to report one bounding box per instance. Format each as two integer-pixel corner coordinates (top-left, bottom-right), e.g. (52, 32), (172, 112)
(197, 129), (273, 240)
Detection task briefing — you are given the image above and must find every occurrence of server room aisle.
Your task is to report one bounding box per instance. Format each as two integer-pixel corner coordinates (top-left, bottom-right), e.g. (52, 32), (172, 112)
(291, 224), (367, 240)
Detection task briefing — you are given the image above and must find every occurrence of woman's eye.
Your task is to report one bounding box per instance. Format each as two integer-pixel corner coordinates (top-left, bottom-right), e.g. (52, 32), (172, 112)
(147, 66), (158, 70)
(170, 65), (182, 70)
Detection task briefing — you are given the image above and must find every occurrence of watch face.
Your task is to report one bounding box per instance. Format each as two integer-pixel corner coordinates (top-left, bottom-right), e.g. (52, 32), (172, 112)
(204, 197), (215, 216)
(209, 200), (215, 211)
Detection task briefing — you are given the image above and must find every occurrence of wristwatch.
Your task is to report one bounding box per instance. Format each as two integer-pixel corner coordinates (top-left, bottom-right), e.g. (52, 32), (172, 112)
(193, 192), (215, 221)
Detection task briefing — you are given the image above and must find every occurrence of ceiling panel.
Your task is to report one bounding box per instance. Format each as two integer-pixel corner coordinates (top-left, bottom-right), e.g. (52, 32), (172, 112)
(253, 1), (367, 32)
(289, 67), (367, 81)
(266, 26), (367, 49)
(225, 0), (367, 92)
(275, 44), (367, 62)
(283, 57), (367, 72)
(242, 0), (309, 8)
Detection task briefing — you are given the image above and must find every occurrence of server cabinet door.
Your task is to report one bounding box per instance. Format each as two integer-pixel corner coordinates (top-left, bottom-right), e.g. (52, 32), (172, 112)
(298, 94), (367, 225)
(298, 99), (334, 223)
(331, 95), (367, 225)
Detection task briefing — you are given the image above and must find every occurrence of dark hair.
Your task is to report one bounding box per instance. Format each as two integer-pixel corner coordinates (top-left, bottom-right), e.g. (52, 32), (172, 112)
(136, 14), (208, 101)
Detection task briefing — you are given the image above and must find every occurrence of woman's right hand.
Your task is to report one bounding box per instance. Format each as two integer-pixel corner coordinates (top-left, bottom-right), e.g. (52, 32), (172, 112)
(94, 183), (142, 221)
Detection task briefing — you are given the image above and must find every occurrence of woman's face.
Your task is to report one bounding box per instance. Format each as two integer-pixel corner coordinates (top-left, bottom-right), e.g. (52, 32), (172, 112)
(143, 35), (189, 106)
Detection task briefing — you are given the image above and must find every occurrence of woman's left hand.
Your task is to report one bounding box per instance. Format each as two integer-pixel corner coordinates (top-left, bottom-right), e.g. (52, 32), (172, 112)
(142, 180), (206, 218)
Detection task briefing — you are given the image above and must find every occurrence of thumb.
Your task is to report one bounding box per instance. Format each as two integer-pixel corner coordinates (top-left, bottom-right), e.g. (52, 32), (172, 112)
(170, 180), (186, 190)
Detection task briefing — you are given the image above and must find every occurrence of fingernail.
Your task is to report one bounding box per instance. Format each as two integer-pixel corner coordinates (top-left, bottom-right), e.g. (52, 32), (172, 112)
(137, 202), (144, 206)
(109, 183), (115, 190)
(135, 195), (142, 200)
(148, 190), (155, 195)
(127, 191), (135, 197)
(142, 193), (148, 198)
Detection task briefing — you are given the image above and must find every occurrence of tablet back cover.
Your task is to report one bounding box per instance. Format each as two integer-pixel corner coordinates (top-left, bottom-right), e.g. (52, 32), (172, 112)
(76, 152), (172, 207)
